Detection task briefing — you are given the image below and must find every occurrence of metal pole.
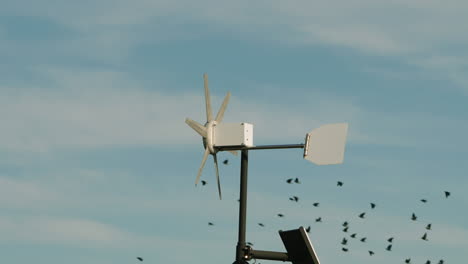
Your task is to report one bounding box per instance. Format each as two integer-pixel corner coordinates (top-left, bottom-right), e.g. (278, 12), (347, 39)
(235, 149), (249, 264)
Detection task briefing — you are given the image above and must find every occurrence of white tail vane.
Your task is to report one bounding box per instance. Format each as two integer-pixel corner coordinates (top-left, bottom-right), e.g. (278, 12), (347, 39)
(185, 73), (235, 200)
(304, 123), (349, 165)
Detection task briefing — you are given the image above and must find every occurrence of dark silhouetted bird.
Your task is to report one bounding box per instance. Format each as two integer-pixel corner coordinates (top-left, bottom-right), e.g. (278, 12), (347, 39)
(386, 244), (392, 251)
(360, 237), (367, 242)
(342, 221), (348, 227)
(411, 213), (417, 221)
(421, 232), (428, 241)
(277, 213), (284, 218)
(293, 196), (299, 202)
(247, 242), (254, 246)
(425, 261), (431, 264)
(289, 197), (294, 201)
(350, 233), (357, 238)
(137, 257), (143, 261)
(421, 199), (427, 203)
(444, 191), (450, 198)
(359, 212), (366, 219)
(341, 238), (348, 245)
(368, 251), (374, 256)
(370, 203), (376, 209)
(337, 181), (343, 186)
(315, 217), (322, 222)
(201, 180), (207, 186)
(258, 223), (264, 227)
(286, 178), (293, 184)
(294, 178), (300, 184)
(306, 226), (311, 233)
(208, 222), (214, 226)
(313, 202), (320, 207)
(342, 247), (348, 252)
(343, 227), (349, 232)
(438, 260), (444, 264)
(387, 237), (394, 243)
(223, 159), (229, 165)
(405, 258), (411, 263)
(426, 223), (432, 230)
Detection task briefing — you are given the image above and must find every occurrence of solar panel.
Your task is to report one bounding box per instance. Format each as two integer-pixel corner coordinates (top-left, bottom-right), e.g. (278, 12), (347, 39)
(279, 226), (321, 264)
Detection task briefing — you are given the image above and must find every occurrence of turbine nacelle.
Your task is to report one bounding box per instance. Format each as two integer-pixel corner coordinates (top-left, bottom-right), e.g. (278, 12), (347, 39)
(204, 120), (217, 154)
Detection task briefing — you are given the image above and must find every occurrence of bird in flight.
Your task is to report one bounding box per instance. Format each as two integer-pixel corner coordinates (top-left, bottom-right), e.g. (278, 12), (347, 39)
(420, 199), (427, 203)
(208, 222), (214, 226)
(341, 238), (348, 245)
(292, 196), (299, 202)
(370, 203), (376, 209)
(411, 213), (417, 221)
(286, 178), (293, 184)
(350, 233), (357, 238)
(368, 251), (374, 256)
(444, 191), (450, 198)
(294, 178), (301, 184)
(342, 221), (348, 227)
(313, 202), (320, 207)
(342, 227), (349, 232)
(421, 232), (428, 241)
(223, 159), (229, 165)
(258, 223), (264, 227)
(426, 223), (432, 230)
(358, 212), (366, 219)
(315, 217), (322, 222)
(341, 247), (348, 252)
(387, 237), (394, 243)
(425, 260), (431, 264)
(306, 226), (311, 233)
(277, 213), (284, 218)
(201, 180), (207, 186)
(386, 244), (392, 251)
(337, 181), (343, 186)
(438, 259), (444, 264)
(137, 257), (143, 261)
(247, 242), (254, 246)
(405, 258), (411, 263)
(360, 237), (367, 242)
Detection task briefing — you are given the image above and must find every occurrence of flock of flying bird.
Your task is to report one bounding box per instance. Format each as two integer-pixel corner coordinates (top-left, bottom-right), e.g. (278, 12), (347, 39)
(136, 159), (452, 263)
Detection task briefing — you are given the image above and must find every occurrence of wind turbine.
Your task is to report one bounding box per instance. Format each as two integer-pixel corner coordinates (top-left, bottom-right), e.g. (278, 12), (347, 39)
(185, 73), (349, 264)
(185, 73), (235, 200)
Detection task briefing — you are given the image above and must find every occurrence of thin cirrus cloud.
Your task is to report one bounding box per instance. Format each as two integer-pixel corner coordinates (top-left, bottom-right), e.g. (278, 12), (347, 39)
(2, 66), (466, 153)
(0, 66), (361, 152)
(3, 0), (468, 57)
(2, 1), (468, 94)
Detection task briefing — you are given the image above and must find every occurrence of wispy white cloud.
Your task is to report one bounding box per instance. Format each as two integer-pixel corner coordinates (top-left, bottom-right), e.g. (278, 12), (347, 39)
(2, 0), (468, 95)
(0, 214), (134, 247)
(2, 66), (467, 153)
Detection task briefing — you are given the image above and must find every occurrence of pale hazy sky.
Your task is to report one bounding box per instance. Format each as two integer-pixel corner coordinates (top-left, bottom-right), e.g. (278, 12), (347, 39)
(1, 1), (467, 264)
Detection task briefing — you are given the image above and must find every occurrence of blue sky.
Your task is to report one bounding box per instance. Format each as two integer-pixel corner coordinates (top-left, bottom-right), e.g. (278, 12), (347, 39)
(1, 1), (467, 263)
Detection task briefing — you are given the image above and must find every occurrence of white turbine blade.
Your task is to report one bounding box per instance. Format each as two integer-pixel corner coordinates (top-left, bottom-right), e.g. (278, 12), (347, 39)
(185, 118), (207, 138)
(215, 92), (231, 123)
(213, 154), (222, 200)
(228, 150), (238, 156)
(195, 148), (210, 186)
(204, 73), (213, 122)
(304, 123), (348, 165)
